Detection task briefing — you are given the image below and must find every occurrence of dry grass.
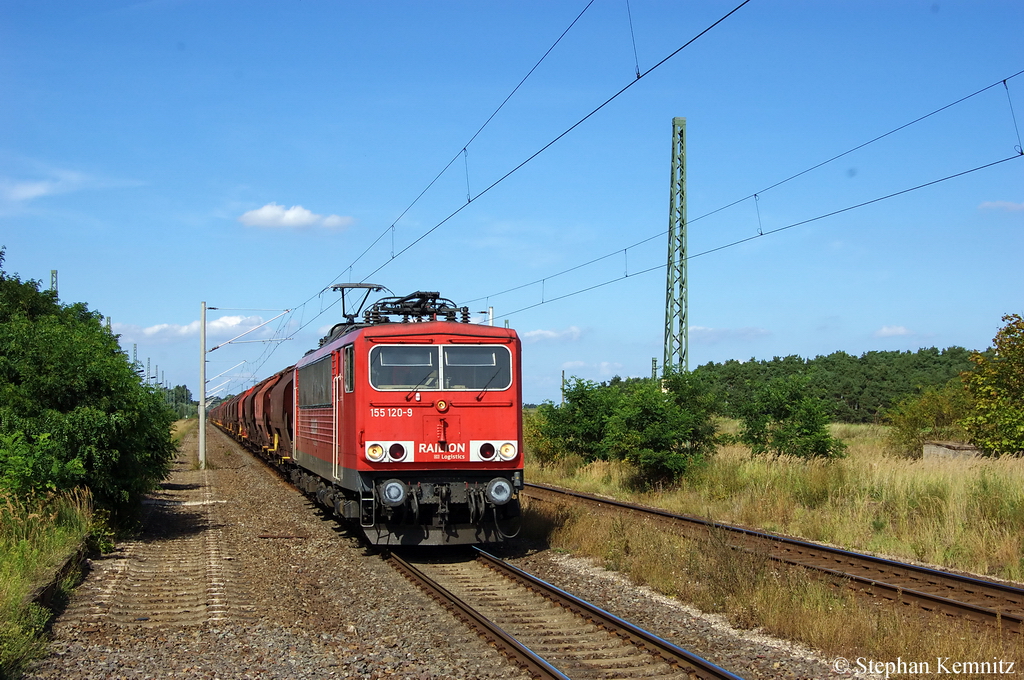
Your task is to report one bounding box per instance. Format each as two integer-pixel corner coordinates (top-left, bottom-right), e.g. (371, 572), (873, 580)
(522, 498), (1023, 675)
(171, 418), (198, 444)
(527, 422), (1024, 580)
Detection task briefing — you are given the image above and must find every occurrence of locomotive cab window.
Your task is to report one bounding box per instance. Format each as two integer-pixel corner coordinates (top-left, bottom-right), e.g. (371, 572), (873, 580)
(369, 345), (438, 390)
(344, 345), (354, 393)
(369, 344), (511, 391)
(443, 346), (511, 390)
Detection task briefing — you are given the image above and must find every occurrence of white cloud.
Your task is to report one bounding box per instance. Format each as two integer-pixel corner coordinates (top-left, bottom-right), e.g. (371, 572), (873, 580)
(0, 169), (92, 203)
(874, 325), (912, 338)
(690, 325), (771, 344)
(113, 315), (268, 344)
(322, 214), (355, 228)
(3, 180), (57, 202)
(561, 360), (586, 370)
(979, 201), (1024, 212)
(238, 202), (354, 229)
(521, 326), (582, 343)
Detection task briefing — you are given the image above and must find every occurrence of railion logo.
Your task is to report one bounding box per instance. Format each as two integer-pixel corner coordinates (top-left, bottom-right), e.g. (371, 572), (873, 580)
(418, 442), (467, 454)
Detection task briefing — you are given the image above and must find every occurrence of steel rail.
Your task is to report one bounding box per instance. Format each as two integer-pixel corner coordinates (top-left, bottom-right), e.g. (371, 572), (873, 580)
(524, 482), (1024, 634)
(387, 552), (571, 680)
(472, 548), (745, 680)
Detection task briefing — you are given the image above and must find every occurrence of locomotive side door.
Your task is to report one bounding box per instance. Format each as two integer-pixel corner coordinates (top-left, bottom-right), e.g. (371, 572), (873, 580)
(333, 371), (343, 481)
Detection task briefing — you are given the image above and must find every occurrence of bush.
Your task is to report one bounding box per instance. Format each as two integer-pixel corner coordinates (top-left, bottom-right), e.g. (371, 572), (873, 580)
(522, 408), (558, 466)
(534, 378), (622, 462)
(960, 314), (1024, 456)
(739, 374), (846, 460)
(0, 249), (176, 513)
(531, 373), (718, 487)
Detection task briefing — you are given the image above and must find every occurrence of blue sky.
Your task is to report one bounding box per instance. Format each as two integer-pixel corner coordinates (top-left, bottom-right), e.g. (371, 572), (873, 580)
(2, 0), (1022, 405)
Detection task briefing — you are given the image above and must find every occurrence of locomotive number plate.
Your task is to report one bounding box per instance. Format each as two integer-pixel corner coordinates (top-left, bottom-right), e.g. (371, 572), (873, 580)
(370, 407), (414, 418)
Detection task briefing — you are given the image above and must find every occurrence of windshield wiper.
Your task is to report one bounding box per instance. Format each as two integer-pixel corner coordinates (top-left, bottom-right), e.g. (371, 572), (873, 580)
(475, 368), (503, 401)
(405, 370), (437, 401)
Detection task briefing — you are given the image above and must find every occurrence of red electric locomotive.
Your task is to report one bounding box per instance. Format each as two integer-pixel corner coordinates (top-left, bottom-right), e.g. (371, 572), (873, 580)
(210, 288), (523, 546)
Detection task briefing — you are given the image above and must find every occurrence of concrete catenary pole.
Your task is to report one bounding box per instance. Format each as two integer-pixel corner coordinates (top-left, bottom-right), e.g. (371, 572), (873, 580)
(198, 301), (207, 469)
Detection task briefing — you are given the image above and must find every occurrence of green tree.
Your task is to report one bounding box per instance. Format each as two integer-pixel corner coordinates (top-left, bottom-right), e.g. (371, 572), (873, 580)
(695, 347), (973, 424)
(739, 374), (846, 459)
(883, 378), (972, 457)
(603, 373), (718, 485)
(0, 249), (176, 511)
(534, 377), (622, 462)
(162, 384), (197, 419)
(530, 373), (717, 486)
(960, 314), (1024, 456)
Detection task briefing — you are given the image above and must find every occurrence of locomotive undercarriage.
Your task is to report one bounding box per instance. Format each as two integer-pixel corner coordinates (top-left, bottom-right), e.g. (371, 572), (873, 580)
(291, 467), (522, 546)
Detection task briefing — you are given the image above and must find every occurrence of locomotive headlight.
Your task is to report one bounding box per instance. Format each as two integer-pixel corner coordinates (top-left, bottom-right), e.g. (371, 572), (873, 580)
(380, 479), (407, 507)
(485, 478), (513, 505)
(366, 444), (385, 462)
(498, 442), (517, 461)
(478, 442), (496, 460)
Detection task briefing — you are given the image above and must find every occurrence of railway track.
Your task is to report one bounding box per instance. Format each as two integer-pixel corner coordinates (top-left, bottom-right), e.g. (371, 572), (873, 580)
(389, 547), (744, 680)
(524, 482), (1024, 635)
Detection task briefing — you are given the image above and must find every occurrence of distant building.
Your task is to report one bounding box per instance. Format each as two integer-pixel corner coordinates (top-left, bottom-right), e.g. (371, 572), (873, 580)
(922, 441), (980, 459)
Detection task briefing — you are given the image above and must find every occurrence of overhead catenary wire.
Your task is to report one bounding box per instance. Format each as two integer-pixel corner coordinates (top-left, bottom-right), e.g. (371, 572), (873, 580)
(228, 0), (752, 393)
(463, 67), (1024, 306)
(216, 11), (1020, 395)
(206, 308), (289, 312)
(488, 152), (1024, 323)
(230, 0), (600, 390)
(1004, 79), (1024, 154)
(625, 0), (641, 79)
(243, 65), (1022, 394)
(322, 0), (599, 290)
(359, 0), (754, 283)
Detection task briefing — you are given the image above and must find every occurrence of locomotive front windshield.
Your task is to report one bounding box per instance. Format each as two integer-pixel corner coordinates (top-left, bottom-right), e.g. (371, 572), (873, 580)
(370, 345), (438, 390)
(370, 344), (512, 391)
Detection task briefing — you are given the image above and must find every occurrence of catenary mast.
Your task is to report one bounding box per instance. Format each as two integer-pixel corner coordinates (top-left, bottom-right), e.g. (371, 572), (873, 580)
(663, 117), (688, 374)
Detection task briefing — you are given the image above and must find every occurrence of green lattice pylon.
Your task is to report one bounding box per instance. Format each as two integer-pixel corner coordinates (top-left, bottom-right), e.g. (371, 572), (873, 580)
(664, 117), (687, 374)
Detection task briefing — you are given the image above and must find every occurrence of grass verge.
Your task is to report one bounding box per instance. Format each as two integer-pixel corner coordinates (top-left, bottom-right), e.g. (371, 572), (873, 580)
(0, 489), (92, 679)
(527, 422), (1024, 580)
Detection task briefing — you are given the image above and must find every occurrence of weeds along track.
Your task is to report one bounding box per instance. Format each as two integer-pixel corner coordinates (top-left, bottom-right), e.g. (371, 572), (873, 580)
(389, 548), (743, 680)
(524, 482), (1024, 634)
